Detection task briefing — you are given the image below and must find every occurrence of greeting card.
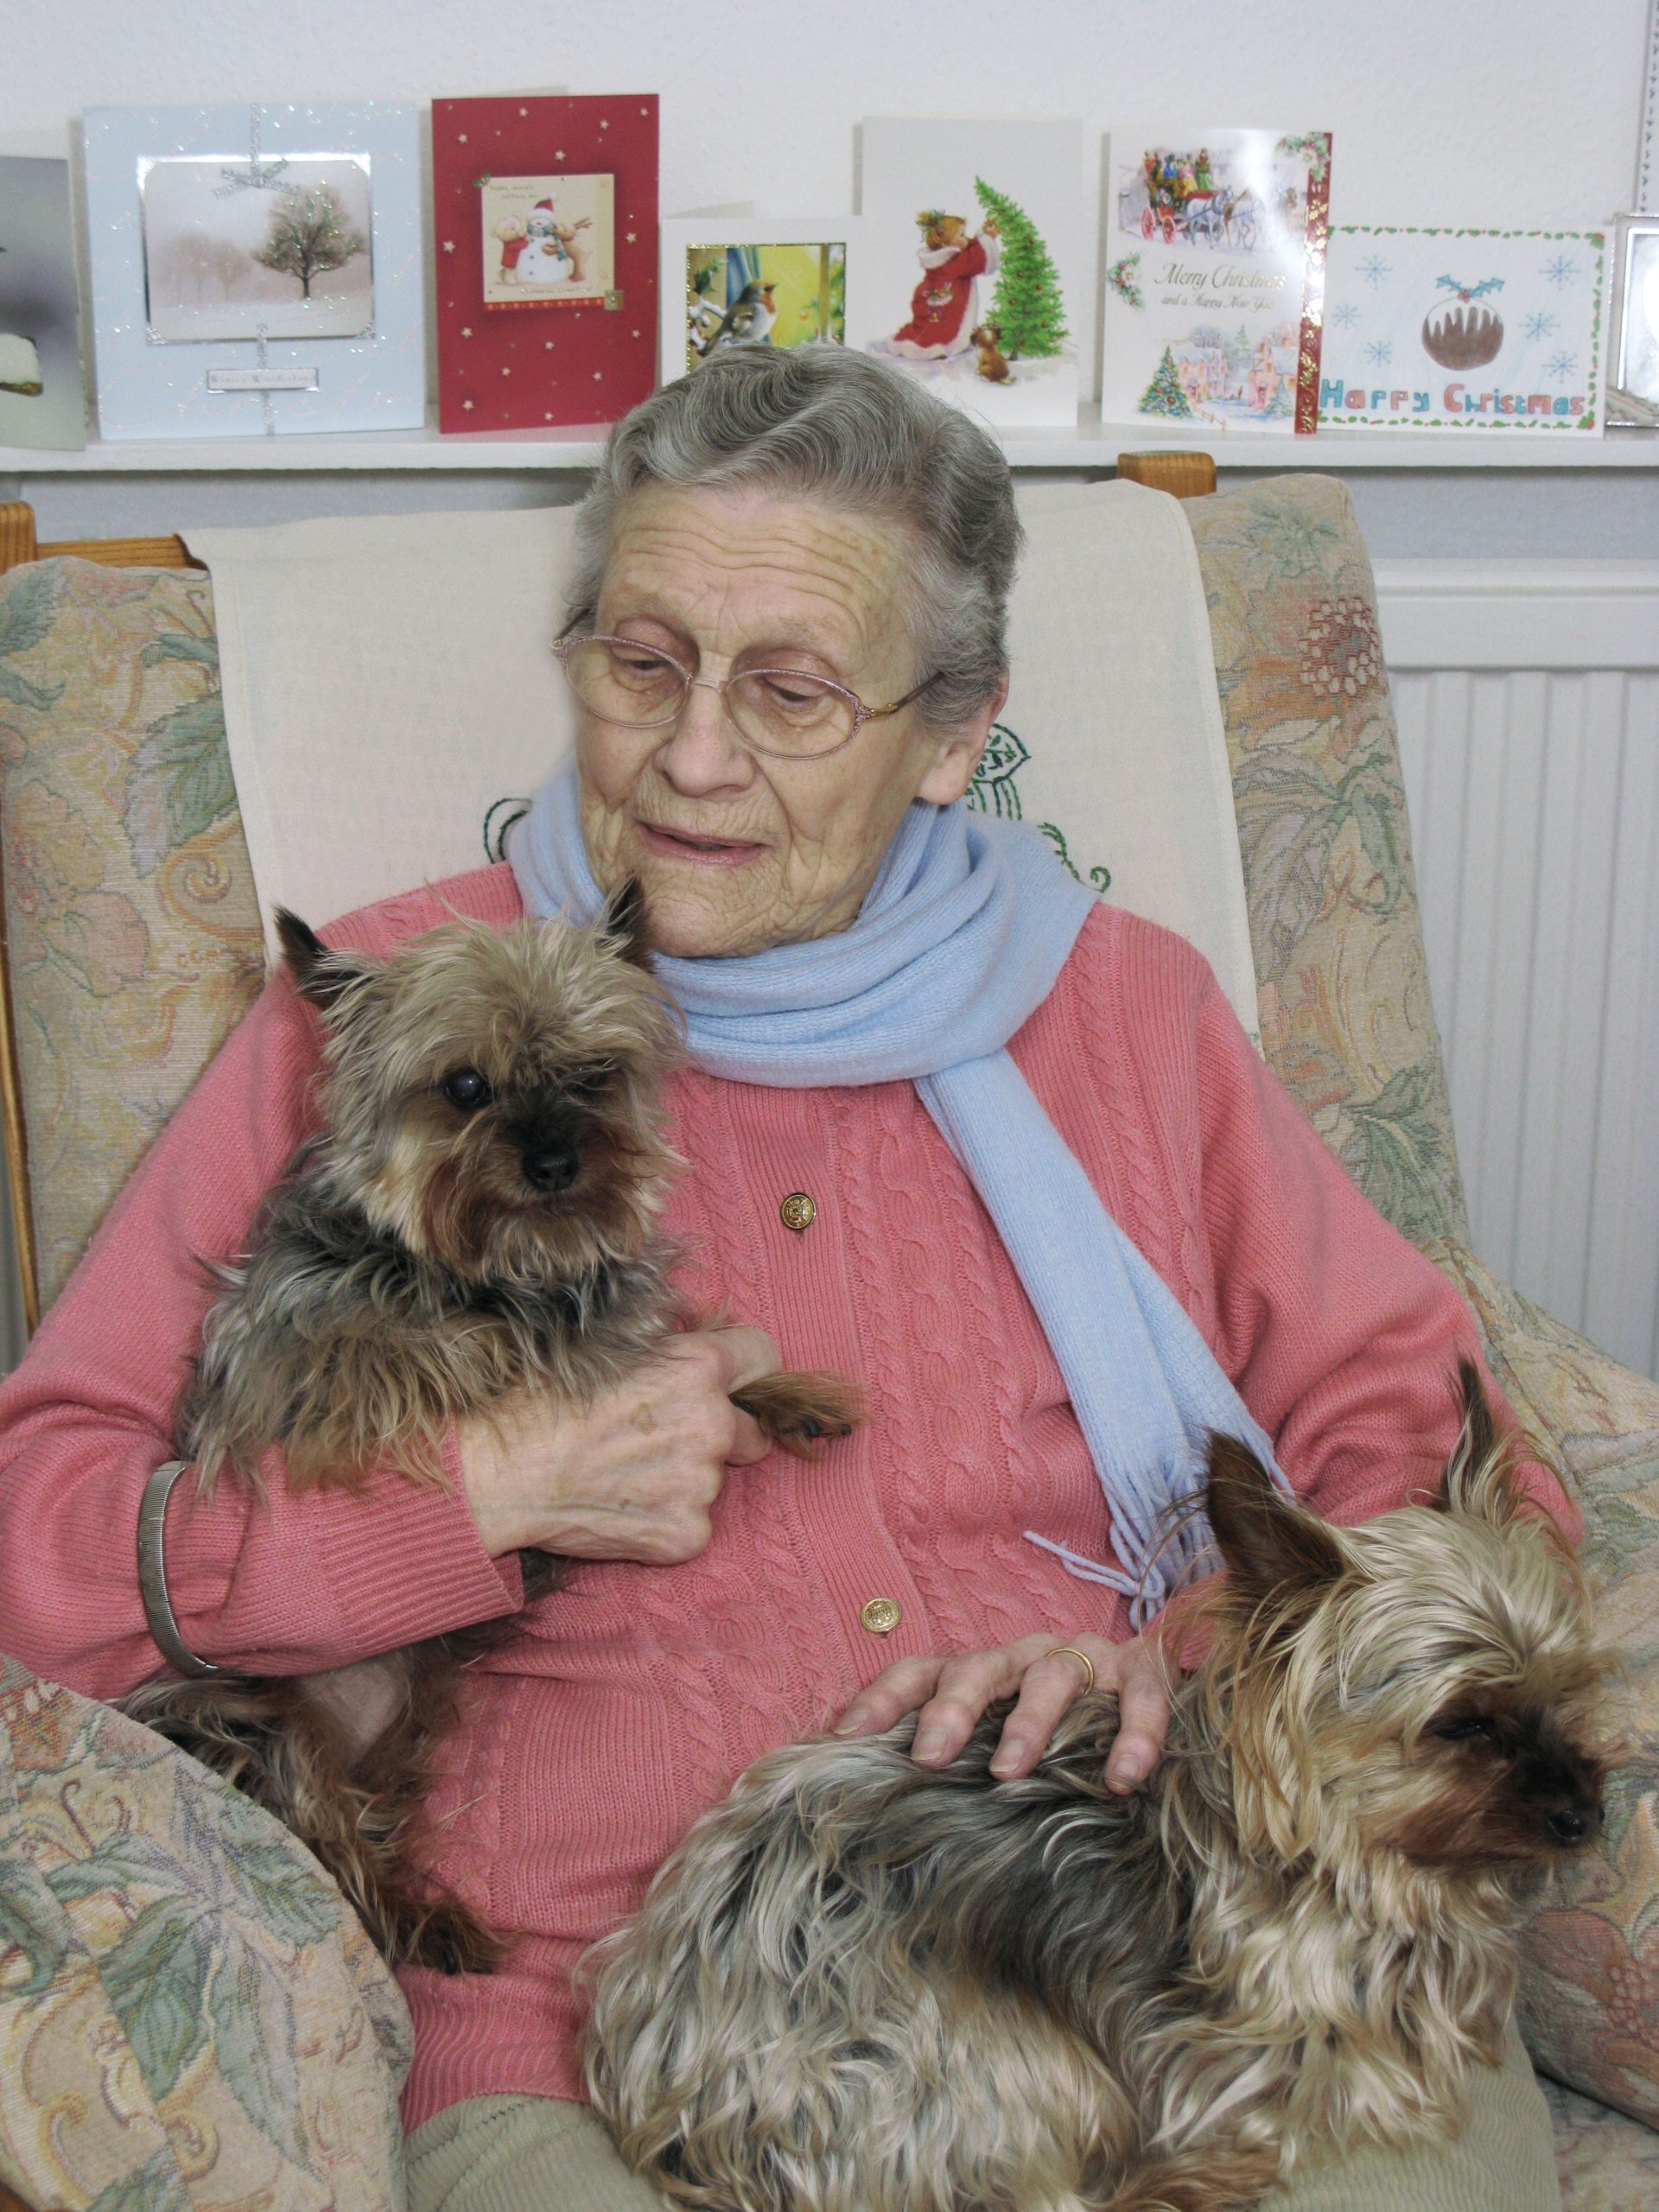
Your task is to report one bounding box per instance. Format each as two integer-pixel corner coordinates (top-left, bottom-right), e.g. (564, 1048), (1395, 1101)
(82, 103), (423, 440)
(1099, 129), (1332, 434)
(659, 218), (871, 385)
(0, 156), (85, 451)
(432, 95), (658, 432)
(1319, 227), (1605, 430)
(854, 117), (1085, 428)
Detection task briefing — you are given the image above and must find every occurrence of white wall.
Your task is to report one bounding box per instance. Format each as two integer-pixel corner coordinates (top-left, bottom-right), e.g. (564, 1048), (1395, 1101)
(4, 1), (1651, 307)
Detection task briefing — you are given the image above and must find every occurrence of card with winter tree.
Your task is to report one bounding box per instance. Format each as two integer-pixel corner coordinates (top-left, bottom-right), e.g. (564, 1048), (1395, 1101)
(140, 155), (373, 343)
(1099, 129), (1332, 434)
(82, 104), (423, 440)
(1319, 227), (1605, 430)
(854, 117), (1085, 428)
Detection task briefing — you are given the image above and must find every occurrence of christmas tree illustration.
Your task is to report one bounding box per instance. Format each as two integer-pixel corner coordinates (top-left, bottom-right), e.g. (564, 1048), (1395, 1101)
(974, 176), (1068, 359)
(1139, 346), (1194, 418)
(253, 183), (366, 300)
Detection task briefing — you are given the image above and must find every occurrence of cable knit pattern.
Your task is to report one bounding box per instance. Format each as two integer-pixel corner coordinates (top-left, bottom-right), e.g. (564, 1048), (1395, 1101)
(0, 861), (1575, 2128)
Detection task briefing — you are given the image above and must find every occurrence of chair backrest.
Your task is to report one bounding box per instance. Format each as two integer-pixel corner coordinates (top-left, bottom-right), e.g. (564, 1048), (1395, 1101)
(0, 452), (1469, 1335)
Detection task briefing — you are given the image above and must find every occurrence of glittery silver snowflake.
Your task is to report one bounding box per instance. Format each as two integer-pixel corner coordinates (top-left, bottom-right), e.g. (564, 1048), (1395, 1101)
(1357, 254), (1392, 289)
(1522, 310), (1558, 343)
(1329, 302), (1360, 329)
(1541, 254), (1579, 289)
(1544, 350), (1579, 379)
(1364, 338), (1392, 366)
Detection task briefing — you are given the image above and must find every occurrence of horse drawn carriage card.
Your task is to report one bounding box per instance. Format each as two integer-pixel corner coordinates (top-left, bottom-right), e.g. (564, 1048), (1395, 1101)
(1100, 128), (1332, 434)
(432, 95), (658, 432)
(853, 116), (1086, 428)
(1319, 227), (1605, 431)
(81, 103), (423, 440)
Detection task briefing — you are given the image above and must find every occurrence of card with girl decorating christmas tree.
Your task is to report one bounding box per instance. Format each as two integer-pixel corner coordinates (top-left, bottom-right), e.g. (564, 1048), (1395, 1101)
(854, 117), (1085, 428)
(1099, 127), (1332, 434)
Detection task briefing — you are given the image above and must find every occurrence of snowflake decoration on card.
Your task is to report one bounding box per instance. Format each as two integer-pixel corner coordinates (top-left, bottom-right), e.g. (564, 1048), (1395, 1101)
(1544, 350), (1579, 379)
(1364, 338), (1392, 366)
(1522, 310), (1558, 343)
(1357, 254), (1392, 289)
(1541, 253), (1579, 289)
(1329, 301), (1360, 330)
(1107, 251), (1145, 310)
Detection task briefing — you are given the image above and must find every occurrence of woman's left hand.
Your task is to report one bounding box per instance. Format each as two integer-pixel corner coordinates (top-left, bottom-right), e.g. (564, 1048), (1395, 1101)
(831, 1630), (1172, 1793)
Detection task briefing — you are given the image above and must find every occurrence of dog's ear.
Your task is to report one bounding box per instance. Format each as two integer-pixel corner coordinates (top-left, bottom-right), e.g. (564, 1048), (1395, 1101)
(275, 908), (370, 1013)
(1439, 1359), (1527, 1529)
(1205, 1432), (1344, 1601)
(597, 876), (652, 968)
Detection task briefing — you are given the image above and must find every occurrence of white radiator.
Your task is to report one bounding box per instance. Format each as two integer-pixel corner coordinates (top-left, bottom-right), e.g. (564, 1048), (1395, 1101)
(1379, 561), (1659, 1385)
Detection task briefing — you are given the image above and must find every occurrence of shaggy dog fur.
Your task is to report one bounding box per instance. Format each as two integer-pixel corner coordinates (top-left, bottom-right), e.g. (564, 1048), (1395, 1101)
(584, 1375), (1610, 2212)
(125, 885), (855, 1973)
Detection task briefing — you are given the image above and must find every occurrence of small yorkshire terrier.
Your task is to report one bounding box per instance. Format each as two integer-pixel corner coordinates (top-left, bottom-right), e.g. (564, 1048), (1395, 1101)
(126, 884), (855, 1974)
(585, 1371), (1610, 2212)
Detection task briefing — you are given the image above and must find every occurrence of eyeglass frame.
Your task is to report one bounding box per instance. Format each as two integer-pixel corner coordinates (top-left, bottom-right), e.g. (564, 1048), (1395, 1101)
(550, 632), (945, 761)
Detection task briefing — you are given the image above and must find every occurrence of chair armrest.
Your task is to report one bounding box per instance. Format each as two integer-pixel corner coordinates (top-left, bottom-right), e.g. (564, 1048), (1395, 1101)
(1433, 1241), (1659, 2130)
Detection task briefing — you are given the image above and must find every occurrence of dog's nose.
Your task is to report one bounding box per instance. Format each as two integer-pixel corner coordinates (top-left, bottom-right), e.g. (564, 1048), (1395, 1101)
(1547, 1802), (1603, 1847)
(522, 1146), (580, 1192)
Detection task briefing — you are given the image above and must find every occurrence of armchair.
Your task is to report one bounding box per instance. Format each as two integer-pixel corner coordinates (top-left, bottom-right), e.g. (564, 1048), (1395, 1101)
(0, 462), (1655, 2209)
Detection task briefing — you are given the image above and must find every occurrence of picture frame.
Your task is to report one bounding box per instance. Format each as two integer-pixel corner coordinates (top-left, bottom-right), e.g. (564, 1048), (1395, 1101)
(658, 217), (869, 386)
(0, 156), (85, 451)
(1607, 212), (1659, 427)
(82, 102), (424, 440)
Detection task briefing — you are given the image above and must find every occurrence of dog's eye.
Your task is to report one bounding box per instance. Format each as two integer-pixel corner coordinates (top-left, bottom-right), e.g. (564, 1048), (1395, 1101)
(442, 1068), (493, 1111)
(1433, 1715), (1499, 1744)
(565, 1061), (614, 1097)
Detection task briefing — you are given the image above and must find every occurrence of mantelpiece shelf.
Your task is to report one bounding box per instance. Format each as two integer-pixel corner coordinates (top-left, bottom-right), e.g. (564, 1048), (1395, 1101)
(4, 408), (1656, 476)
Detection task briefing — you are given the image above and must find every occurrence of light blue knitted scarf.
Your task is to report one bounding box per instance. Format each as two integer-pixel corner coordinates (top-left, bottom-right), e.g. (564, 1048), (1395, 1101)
(509, 763), (1287, 1621)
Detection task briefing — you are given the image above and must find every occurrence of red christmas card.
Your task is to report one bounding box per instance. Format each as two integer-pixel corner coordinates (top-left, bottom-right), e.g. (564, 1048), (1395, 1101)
(432, 94), (658, 431)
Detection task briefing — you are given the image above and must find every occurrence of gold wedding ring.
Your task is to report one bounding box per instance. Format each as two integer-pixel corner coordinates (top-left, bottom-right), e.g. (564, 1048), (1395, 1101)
(1045, 1644), (1096, 1697)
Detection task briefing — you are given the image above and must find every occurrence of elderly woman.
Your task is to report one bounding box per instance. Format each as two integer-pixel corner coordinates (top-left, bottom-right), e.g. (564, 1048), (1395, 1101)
(0, 348), (1572, 2212)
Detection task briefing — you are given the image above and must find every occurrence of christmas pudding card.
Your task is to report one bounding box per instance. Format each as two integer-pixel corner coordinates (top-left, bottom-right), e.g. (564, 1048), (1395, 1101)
(82, 104), (424, 440)
(1100, 128), (1332, 434)
(432, 94), (658, 432)
(853, 116), (1085, 428)
(1319, 227), (1605, 431)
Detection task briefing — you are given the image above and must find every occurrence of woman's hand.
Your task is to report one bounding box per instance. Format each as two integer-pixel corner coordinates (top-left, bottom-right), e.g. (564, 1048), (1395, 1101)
(456, 1325), (783, 1565)
(832, 1630), (1173, 1794)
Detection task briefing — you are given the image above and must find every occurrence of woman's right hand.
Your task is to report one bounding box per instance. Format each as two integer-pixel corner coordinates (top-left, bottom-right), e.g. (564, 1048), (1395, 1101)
(455, 1325), (784, 1565)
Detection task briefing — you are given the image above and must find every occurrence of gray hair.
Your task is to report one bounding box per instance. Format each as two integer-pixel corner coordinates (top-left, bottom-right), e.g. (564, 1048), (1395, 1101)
(565, 346), (1023, 728)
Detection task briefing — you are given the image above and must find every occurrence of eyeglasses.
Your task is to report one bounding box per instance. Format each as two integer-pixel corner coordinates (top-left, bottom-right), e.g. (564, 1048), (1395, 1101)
(551, 634), (943, 761)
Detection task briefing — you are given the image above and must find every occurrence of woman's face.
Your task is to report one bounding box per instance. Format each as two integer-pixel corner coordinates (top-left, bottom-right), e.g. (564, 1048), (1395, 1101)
(575, 484), (997, 959)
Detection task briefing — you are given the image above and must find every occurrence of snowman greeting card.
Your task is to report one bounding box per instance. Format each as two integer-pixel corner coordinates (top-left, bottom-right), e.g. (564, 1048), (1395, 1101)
(1319, 227), (1605, 430)
(432, 94), (657, 432)
(479, 175), (616, 308)
(854, 116), (1085, 428)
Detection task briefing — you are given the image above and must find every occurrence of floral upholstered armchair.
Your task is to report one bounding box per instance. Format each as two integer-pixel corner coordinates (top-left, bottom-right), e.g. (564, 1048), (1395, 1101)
(0, 474), (1656, 2210)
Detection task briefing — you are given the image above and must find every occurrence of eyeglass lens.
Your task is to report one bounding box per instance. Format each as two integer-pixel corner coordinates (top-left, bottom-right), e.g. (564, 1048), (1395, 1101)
(561, 638), (856, 757)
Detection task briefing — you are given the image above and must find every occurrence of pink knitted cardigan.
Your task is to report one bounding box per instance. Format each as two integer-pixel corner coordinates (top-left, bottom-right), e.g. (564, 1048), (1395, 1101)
(0, 863), (1574, 2126)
